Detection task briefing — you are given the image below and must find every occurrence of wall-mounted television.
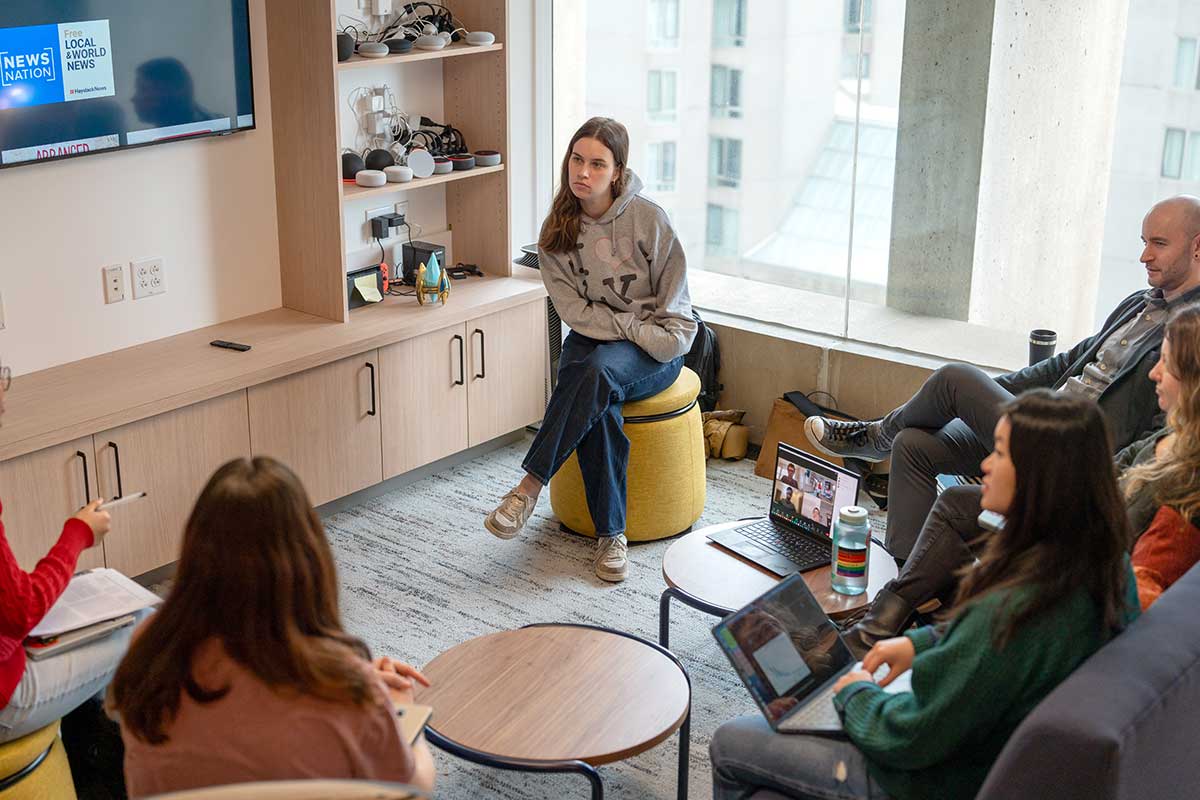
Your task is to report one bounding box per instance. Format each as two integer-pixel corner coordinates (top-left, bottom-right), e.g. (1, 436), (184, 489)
(0, 1), (254, 169)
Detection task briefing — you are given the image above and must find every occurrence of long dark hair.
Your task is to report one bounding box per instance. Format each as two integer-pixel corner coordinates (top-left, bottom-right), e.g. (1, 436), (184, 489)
(110, 457), (375, 744)
(539, 117), (630, 254)
(950, 390), (1131, 648)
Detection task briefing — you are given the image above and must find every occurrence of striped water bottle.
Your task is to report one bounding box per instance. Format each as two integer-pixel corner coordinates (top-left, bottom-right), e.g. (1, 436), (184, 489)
(831, 506), (870, 596)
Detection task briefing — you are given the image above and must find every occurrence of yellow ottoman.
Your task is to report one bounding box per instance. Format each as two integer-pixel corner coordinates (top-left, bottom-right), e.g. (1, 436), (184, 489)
(0, 721), (76, 800)
(550, 366), (706, 541)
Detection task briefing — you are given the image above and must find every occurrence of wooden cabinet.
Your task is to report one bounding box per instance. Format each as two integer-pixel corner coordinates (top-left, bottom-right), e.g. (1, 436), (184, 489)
(380, 325), (470, 479)
(467, 301), (548, 447)
(96, 392), (251, 577)
(248, 351), (383, 506)
(0, 437), (104, 572)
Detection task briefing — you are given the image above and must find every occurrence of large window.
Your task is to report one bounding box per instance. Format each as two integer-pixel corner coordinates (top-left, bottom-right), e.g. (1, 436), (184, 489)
(711, 65), (743, 118)
(647, 70), (678, 123)
(553, 2), (1196, 368)
(648, 0), (679, 49)
(712, 0), (746, 49)
(646, 141), (677, 192)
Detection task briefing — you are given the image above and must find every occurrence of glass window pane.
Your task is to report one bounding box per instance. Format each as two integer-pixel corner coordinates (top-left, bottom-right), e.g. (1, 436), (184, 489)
(1175, 38), (1197, 89)
(1185, 132), (1200, 182)
(1163, 128), (1185, 178)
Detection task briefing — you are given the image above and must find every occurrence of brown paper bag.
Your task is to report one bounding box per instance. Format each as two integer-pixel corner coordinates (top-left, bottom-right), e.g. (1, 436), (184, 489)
(754, 398), (846, 479)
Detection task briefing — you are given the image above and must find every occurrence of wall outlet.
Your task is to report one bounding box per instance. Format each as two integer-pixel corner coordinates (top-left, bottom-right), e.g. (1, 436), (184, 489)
(394, 200), (408, 223)
(132, 257), (166, 300)
(103, 264), (126, 304)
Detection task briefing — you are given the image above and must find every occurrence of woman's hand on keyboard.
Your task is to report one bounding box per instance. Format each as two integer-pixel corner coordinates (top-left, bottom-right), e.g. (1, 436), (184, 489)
(862, 637), (915, 687)
(833, 669), (874, 693)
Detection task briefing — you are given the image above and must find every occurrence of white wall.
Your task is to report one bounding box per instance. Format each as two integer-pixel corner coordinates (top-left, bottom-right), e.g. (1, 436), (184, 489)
(0, 0), (281, 376)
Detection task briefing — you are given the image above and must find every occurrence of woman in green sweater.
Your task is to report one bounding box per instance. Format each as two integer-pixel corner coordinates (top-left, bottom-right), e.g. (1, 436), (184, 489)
(710, 390), (1140, 800)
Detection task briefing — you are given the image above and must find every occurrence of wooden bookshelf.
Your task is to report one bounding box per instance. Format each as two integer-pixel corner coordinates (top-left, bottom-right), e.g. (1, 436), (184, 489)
(264, 0), (510, 323)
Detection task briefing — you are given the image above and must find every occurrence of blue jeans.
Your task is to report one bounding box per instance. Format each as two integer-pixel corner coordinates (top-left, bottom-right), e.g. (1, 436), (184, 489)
(710, 715), (890, 800)
(523, 332), (683, 537)
(0, 607), (152, 744)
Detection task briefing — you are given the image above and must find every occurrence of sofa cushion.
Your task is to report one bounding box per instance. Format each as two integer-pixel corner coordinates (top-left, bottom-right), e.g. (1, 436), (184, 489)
(975, 562), (1200, 800)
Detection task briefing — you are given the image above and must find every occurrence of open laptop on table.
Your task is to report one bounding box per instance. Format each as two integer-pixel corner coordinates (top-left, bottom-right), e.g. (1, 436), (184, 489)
(708, 442), (862, 576)
(712, 573), (911, 734)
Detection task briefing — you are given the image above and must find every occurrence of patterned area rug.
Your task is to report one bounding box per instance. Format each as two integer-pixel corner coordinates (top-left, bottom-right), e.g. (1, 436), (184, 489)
(324, 436), (769, 799)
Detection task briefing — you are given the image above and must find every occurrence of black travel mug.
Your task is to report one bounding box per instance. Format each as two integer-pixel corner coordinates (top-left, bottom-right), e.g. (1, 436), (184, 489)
(1029, 329), (1057, 365)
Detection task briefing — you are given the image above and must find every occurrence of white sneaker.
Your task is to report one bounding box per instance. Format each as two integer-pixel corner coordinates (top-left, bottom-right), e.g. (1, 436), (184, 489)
(594, 534), (628, 582)
(485, 490), (535, 540)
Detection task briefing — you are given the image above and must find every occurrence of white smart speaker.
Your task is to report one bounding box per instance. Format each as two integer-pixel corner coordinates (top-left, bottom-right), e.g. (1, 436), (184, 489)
(384, 165), (413, 183)
(405, 149), (436, 179)
(465, 31), (495, 46)
(355, 169), (387, 187)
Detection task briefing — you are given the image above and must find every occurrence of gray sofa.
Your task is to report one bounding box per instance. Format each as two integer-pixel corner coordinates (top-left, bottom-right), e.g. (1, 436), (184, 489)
(749, 561), (1200, 800)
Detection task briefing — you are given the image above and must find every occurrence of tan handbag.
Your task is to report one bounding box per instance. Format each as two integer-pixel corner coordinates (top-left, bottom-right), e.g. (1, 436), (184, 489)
(754, 397), (848, 479)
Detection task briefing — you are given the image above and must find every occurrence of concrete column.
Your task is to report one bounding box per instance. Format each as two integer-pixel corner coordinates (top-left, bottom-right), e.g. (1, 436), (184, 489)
(887, 0), (1129, 341)
(970, 0), (1129, 342)
(885, 0), (996, 319)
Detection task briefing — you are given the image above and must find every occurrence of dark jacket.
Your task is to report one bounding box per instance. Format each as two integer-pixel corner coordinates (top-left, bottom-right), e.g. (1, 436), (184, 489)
(996, 287), (1200, 451)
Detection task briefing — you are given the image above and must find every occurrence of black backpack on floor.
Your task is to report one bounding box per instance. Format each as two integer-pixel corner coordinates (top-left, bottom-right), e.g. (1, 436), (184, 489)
(684, 310), (722, 412)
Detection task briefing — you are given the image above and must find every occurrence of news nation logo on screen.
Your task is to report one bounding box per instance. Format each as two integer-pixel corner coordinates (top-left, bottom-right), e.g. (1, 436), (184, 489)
(0, 19), (115, 110)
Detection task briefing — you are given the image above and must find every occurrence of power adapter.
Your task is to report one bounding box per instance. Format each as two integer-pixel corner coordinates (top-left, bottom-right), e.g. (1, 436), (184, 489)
(370, 212), (407, 240)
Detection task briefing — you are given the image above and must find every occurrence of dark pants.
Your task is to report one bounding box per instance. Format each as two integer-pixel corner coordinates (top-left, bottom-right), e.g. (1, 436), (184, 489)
(523, 332), (683, 537)
(878, 364), (1012, 560)
(888, 485), (987, 608)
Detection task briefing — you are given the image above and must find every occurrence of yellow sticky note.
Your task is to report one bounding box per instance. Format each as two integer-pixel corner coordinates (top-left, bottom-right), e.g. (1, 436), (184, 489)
(354, 274), (382, 303)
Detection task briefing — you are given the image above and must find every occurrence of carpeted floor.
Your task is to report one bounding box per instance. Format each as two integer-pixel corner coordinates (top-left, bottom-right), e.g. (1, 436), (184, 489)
(324, 436), (770, 800)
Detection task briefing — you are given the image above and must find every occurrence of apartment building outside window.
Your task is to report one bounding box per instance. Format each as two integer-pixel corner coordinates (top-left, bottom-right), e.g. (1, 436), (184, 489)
(648, 0), (679, 49)
(712, 0), (746, 48)
(711, 65), (743, 118)
(646, 141), (677, 192)
(647, 69), (677, 123)
(709, 137), (742, 188)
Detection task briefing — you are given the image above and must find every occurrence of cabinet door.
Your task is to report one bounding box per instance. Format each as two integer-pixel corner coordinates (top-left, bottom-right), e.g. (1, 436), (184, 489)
(380, 324), (469, 479)
(248, 351), (383, 506)
(467, 301), (548, 447)
(0, 438), (104, 572)
(97, 392), (251, 577)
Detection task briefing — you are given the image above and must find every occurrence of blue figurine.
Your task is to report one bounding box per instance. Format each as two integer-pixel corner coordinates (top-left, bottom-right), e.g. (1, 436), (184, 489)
(416, 250), (451, 305)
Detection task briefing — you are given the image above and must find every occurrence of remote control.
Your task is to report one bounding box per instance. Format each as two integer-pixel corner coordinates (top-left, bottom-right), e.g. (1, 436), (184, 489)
(210, 340), (251, 352)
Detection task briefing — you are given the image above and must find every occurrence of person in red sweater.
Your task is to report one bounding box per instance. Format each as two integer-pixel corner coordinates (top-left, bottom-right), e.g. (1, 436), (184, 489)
(1123, 304), (1200, 608)
(0, 367), (122, 743)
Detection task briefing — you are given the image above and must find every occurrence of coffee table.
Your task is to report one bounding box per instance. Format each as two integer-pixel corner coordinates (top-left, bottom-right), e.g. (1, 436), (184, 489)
(414, 623), (691, 800)
(659, 518), (899, 647)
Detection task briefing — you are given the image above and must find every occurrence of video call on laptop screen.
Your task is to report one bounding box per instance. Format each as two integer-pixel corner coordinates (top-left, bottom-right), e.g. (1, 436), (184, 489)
(770, 448), (858, 538)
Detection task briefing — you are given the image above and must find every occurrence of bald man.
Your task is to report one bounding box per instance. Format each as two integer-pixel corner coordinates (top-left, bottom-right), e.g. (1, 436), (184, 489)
(806, 195), (1200, 563)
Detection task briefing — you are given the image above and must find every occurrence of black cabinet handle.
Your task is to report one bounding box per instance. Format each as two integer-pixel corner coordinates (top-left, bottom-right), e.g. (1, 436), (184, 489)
(452, 334), (465, 386)
(106, 441), (123, 499)
(473, 328), (486, 379)
(75, 450), (90, 505)
(366, 362), (377, 416)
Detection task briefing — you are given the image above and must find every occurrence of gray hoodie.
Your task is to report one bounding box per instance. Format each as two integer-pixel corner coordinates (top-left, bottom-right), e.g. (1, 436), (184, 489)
(537, 170), (698, 363)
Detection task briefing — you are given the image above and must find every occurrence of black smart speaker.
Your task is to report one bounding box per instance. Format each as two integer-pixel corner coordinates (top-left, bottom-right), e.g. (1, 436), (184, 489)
(385, 37), (414, 53)
(364, 149), (395, 171)
(336, 32), (355, 62)
(341, 151), (365, 179)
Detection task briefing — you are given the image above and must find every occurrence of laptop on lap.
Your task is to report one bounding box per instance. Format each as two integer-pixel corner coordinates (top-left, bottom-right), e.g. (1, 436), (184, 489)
(708, 442), (862, 576)
(712, 573), (910, 734)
